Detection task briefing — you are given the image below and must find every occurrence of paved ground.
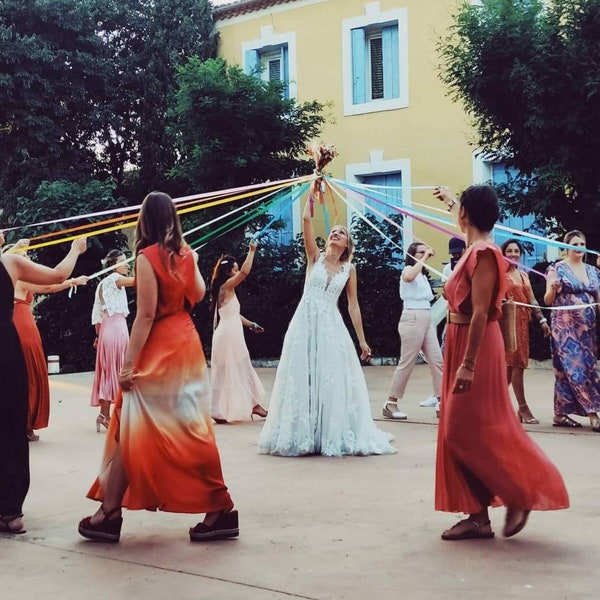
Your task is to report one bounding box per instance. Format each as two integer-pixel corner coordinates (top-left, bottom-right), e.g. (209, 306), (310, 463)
(2, 365), (598, 600)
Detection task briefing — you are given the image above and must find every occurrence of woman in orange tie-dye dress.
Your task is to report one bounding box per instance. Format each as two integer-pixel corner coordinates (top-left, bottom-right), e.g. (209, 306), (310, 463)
(79, 192), (237, 543)
(433, 184), (568, 542)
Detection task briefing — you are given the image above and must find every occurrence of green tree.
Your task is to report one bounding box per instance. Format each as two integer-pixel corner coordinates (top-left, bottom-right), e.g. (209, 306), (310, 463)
(14, 180), (129, 372)
(439, 0), (600, 246)
(94, 0), (219, 199)
(0, 0), (110, 222)
(169, 58), (327, 192)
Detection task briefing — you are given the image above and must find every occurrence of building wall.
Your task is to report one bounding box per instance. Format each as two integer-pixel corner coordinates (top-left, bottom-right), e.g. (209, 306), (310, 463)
(215, 0), (475, 272)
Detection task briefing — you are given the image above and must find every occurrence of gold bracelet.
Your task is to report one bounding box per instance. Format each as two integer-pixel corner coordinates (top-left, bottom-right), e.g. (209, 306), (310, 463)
(460, 362), (475, 372)
(119, 369), (134, 377)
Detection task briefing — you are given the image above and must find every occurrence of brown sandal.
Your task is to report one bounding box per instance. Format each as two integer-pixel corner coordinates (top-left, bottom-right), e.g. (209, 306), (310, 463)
(553, 415), (582, 428)
(441, 518), (494, 541)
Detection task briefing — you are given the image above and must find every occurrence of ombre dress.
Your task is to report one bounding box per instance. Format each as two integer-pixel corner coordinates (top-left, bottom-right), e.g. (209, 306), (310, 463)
(211, 295), (265, 422)
(258, 254), (395, 457)
(0, 262), (29, 517)
(87, 245), (233, 513)
(435, 242), (569, 514)
(549, 261), (600, 417)
(90, 272), (130, 407)
(13, 292), (50, 431)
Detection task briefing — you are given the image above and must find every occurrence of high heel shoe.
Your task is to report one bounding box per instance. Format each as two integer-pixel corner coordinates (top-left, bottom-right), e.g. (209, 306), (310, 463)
(189, 509), (239, 542)
(517, 407), (539, 425)
(251, 404), (268, 420)
(96, 414), (110, 433)
(590, 415), (600, 432)
(78, 505), (122, 543)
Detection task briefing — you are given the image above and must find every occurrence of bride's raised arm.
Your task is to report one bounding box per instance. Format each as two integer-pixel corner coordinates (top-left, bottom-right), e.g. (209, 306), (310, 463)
(302, 198), (320, 266)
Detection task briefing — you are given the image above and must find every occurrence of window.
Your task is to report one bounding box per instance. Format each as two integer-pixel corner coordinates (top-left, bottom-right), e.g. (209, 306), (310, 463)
(270, 189), (294, 246)
(245, 44), (290, 99)
(243, 28), (296, 98)
(359, 172), (402, 220)
(342, 8), (408, 116)
(487, 162), (550, 267)
(352, 24), (399, 104)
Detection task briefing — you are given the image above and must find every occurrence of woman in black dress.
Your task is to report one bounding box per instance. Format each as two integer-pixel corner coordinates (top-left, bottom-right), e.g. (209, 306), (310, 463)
(0, 233), (86, 533)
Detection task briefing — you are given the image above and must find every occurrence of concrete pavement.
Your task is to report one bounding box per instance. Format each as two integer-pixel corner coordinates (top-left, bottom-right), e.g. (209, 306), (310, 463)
(2, 365), (598, 600)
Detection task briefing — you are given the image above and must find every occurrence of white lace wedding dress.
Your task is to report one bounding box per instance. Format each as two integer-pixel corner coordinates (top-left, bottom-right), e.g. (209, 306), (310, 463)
(258, 255), (396, 457)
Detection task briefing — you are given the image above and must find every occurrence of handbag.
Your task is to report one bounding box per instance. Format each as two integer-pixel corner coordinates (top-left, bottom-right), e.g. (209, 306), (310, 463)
(499, 300), (517, 353)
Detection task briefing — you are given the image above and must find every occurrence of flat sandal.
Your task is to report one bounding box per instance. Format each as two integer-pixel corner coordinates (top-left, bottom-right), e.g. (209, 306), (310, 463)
(552, 415), (582, 428)
(441, 518), (494, 541)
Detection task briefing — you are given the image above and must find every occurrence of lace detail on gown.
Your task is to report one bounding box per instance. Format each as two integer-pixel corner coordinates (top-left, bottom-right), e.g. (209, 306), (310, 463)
(258, 255), (395, 456)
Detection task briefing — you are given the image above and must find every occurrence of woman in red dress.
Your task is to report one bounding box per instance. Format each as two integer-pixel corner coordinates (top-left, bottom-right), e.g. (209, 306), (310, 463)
(9, 239), (87, 442)
(79, 192), (237, 543)
(501, 239), (551, 424)
(434, 185), (568, 541)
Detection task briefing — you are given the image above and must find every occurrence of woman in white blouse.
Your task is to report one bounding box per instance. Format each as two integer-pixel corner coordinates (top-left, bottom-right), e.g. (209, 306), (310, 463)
(90, 250), (134, 431)
(383, 242), (444, 420)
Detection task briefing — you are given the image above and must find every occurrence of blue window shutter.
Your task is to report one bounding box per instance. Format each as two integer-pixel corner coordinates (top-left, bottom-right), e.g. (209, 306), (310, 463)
(351, 28), (366, 104)
(245, 50), (259, 77)
(282, 44), (289, 99)
(362, 173), (402, 218)
(382, 25), (399, 99)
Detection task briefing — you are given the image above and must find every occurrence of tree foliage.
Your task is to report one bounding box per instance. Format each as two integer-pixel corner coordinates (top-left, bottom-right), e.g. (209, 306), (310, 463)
(439, 0), (600, 244)
(169, 58), (327, 191)
(19, 180), (130, 373)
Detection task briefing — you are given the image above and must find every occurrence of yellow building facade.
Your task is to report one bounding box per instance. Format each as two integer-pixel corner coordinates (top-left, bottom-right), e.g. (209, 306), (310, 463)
(214, 0), (478, 273)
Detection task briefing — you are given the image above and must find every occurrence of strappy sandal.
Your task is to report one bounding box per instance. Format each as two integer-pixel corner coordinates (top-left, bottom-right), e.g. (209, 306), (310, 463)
(0, 514), (26, 534)
(78, 505), (122, 543)
(441, 518), (494, 541)
(552, 415), (582, 428)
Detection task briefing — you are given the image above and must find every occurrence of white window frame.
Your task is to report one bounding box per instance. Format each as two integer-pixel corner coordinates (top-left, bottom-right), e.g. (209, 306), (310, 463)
(242, 26), (297, 99)
(342, 4), (409, 116)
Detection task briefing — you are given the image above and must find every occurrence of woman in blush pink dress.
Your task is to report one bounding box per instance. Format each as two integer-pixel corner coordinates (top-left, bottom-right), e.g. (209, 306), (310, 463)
(90, 250), (134, 432)
(209, 241), (267, 423)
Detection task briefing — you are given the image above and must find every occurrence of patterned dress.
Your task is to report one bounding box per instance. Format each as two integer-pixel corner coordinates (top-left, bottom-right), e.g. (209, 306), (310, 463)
(13, 292), (50, 430)
(0, 261), (29, 516)
(87, 245), (233, 513)
(549, 261), (600, 416)
(258, 254), (395, 457)
(504, 270), (531, 369)
(436, 242), (568, 514)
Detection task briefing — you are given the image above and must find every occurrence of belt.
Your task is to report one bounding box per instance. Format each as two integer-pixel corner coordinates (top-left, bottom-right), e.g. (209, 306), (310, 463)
(447, 312), (472, 325)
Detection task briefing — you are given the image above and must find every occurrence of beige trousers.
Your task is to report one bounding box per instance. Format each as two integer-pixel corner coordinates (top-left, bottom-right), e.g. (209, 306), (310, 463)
(388, 309), (443, 400)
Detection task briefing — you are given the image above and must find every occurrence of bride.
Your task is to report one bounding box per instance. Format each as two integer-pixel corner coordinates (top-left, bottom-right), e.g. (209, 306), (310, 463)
(257, 198), (395, 457)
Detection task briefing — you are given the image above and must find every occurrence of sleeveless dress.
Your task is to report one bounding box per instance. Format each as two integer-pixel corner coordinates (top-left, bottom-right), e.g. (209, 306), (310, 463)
(549, 261), (600, 416)
(87, 245), (233, 513)
(13, 291), (50, 430)
(504, 270), (531, 369)
(90, 272), (130, 407)
(211, 294), (265, 422)
(258, 254), (395, 457)
(435, 242), (569, 514)
(0, 261), (30, 516)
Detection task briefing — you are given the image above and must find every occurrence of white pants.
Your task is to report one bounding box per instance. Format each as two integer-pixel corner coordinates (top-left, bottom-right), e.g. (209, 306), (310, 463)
(388, 309), (443, 400)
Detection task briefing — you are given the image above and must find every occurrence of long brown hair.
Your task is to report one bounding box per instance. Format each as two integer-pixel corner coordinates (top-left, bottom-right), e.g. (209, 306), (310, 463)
(134, 191), (185, 257)
(209, 255), (236, 313)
